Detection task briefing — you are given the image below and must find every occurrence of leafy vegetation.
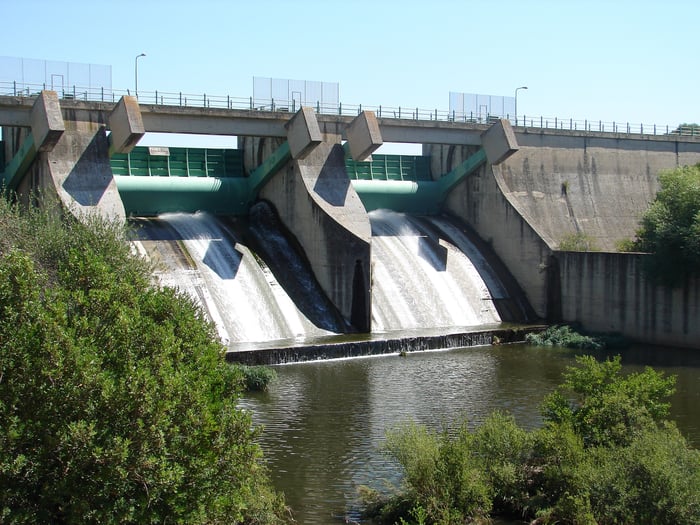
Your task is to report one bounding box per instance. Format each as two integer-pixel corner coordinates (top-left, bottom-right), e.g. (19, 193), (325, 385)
(670, 123), (700, 135)
(525, 325), (628, 351)
(0, 197), (289, 524)
(526, 325), (604, 350)
(239, 365), (278, 392)
(615, 237), (637, 253)
(558, 232), (599, 252)
(361, 355), (700, 524)
(632, 163), (700, 285)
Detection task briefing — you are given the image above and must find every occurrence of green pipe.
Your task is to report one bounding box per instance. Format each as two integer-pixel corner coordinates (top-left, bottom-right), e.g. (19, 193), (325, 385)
(351, 180), (442, 214)
(2, 134), (36, 191)
(114, 176), (250, 216)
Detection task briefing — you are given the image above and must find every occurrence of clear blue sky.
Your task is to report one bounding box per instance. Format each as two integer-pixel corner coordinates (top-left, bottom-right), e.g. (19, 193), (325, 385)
(2, 0), (699, 149)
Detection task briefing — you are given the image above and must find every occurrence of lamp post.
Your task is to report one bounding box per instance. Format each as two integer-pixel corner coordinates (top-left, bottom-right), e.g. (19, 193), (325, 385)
(135, 53), (146, 98)
(515, 86), (528, 124)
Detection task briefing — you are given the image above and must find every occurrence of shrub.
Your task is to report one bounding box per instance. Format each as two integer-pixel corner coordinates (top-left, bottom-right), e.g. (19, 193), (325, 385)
(558, 232), (599, 252)
(585, 425), (700, 524)
(364, 355), (700, 525)
(0, 198), (289, 524)
(633, 163), (700, 285)
(525, 325), (603, 350)
(238, 365), (278, 392)
(615, 237), (637, 252)
(363, 419), (492, 524)
(541, 355), (675, 447)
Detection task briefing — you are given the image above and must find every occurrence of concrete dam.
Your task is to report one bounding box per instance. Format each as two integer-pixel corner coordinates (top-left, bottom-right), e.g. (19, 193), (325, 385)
(2, 91), (700, 355)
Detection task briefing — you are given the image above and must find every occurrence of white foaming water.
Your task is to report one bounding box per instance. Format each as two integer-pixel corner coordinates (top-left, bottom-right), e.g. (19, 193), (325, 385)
(136, 212), (327, 344)
(369, 209), (502, 332)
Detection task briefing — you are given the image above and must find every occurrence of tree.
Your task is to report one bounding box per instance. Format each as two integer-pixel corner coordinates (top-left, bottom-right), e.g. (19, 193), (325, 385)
(634, 163), (700, 285)
(541, 355), (676, 448)
(0, 199), (288, 524)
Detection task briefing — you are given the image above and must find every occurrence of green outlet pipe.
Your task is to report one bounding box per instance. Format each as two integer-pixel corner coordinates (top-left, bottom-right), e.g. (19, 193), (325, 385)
(351, 180), (443, 214)
(114, 176), (250, 216)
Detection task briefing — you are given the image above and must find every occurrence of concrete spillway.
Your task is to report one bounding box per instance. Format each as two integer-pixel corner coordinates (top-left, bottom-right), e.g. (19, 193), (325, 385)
(128, 208), (523, 348)
(130, 212), (341, 345)
(370, 210), (504, 332)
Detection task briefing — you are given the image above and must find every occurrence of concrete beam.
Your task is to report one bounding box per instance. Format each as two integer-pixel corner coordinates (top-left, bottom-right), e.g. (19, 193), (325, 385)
(346, 111), (382, 161)
(482, 118), (519, 164)
(108, 96), (145, 154)
(285, 106), (322, 160)
(30, 91), (64, 153)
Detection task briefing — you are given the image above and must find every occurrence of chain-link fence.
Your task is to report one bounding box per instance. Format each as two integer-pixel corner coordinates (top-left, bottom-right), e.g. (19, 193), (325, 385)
(0, 56), (112, 98)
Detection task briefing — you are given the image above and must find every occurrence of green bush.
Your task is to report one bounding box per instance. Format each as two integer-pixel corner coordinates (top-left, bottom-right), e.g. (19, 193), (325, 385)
(633, 163), (700, 285)
(525, 325), (603, 350)
(615, 237), (637, 252)
(362, 419), (492, 524)
(558, 232), (599, 252)
(0, 198), (289, 524)
(238, 365), (278, 392)
(364, 355), (700, 525)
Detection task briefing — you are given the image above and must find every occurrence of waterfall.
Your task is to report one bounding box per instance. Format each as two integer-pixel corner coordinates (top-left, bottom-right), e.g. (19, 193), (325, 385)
(130, 212), (334, 345)
(369, 210), (502, 332)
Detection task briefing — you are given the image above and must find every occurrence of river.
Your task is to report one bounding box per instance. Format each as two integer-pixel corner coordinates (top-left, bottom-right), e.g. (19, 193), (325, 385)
(240, 342), (700, 524)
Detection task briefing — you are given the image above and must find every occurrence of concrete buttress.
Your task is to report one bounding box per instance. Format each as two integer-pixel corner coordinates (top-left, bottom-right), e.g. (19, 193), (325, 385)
(259, 142), (372, 331)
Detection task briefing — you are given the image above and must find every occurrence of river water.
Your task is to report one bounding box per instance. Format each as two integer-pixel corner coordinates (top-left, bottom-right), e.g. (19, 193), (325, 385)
(240, 343), (700, 524)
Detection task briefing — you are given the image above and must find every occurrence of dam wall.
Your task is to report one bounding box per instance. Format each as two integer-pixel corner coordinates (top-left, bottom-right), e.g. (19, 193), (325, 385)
(497, 130), (700, 251)
(438, 130), (700, 347)
(555, 251), (700, 349)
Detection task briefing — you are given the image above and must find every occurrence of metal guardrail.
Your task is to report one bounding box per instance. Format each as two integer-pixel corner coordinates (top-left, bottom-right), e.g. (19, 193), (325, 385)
(2, 80), (698, 137)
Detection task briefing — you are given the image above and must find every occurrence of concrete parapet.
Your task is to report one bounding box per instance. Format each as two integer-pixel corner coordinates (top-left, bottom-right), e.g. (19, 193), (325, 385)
(345, 111), (382, 161)
(260, 142), (372, 331)
(108, 96), (145, 154)
(30, 91), (64, 152)
(286, 106), (322, 160)
(481, 118), (518, 164)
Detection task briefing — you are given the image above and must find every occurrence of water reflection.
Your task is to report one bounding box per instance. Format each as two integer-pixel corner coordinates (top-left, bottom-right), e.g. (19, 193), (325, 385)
(241, 344), (700, 524)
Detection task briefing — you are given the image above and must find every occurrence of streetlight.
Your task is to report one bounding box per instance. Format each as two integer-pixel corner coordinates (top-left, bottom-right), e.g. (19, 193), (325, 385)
(515, 86), (528, 124)
(135, 53), (146, 98)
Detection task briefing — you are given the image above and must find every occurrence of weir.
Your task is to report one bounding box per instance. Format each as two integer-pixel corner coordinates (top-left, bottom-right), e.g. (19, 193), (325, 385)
(5, 91), (699, 350)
